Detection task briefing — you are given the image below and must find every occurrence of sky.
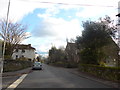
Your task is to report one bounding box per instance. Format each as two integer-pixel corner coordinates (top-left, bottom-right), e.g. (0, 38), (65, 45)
(0, 0), (119, 57)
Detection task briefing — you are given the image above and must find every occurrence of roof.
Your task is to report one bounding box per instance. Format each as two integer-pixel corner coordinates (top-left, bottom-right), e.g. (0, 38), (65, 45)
(15, 44), (35, 50)
(65, 42), (77, 51)
(66, 42), (76, 48)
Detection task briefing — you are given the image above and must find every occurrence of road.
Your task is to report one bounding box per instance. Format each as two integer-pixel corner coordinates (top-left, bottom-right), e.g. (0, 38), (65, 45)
(11, 64), (112, 88)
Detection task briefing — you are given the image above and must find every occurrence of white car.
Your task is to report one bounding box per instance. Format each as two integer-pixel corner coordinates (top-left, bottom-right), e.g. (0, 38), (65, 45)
(32, 62), (42, 70)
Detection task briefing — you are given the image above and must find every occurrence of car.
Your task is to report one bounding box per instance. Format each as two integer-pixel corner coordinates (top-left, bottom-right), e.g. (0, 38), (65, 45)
(32, 61), (42, 70)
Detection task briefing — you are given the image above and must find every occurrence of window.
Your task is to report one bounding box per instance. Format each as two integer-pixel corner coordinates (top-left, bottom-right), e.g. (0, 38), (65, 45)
(16, 49), (18, 52)
(16, 55), (18, 59)
(28, 59), (31, 61)
(21, 55), (24, 57)
(22, 49), (25, 53)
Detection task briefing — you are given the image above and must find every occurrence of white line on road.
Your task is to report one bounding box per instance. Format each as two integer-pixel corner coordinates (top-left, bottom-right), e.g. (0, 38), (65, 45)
(6, 74), (28, 89)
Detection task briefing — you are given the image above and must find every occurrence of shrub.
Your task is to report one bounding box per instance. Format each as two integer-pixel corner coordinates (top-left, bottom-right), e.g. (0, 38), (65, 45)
(51, 61), (78, 68)
(16, 57), (29, 61)
(65, 62), (78, 68)
(4, 55), (12, 60)
(52, 61), (65, 67)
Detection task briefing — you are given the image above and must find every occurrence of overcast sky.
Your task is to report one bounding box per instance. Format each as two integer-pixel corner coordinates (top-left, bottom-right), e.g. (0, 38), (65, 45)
(0, 0), (119, 57)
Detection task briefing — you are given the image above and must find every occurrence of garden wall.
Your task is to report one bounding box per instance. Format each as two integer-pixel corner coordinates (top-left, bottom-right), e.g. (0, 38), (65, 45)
(78, 64), (120, 82)
(3, 60), (32, 72)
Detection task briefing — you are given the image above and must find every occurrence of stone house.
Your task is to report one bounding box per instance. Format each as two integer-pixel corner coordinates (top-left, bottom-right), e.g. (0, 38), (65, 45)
(65, 42), (80, 63)
(102, 39), (119, 67)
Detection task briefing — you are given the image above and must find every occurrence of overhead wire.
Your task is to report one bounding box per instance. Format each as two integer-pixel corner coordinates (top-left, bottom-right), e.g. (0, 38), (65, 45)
(17, 0), (118, 8)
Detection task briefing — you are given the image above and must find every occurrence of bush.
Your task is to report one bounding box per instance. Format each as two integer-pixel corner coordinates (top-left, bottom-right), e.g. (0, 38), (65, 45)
(51, 61), (65, 67)
(65, 62), (78, 68)
(4, 55), (12, 60)
(16, 57), (29, 61)
(50, 61), (78, 68)
(78, 64), (120, 82)
(3, 60), (32, 72)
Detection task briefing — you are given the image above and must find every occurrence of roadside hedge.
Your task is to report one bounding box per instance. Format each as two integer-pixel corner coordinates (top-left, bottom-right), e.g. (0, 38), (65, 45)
(3, 60), (32, 72)
(64, 62), (78, 68)
(78, 64), (120, 82)
(51, 61), (65, 67)
(50, 61), (78, 68)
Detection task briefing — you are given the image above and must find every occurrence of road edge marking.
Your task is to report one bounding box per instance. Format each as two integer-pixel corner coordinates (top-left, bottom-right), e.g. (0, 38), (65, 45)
(6, 74), (28, 89)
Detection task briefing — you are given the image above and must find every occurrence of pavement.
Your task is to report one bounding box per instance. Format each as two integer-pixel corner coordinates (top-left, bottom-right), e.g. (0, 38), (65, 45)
(2, 67), (32, 77)
(2, 65), (120, 88)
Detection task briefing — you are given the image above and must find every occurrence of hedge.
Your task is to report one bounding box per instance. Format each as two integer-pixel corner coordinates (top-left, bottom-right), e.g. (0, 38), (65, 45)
(50, 61), (78, 68)
(78, 64), (120, 82)
(3, 60), (32, 72)
(64, 62), (78, 68)
(50, 61), (65, 67)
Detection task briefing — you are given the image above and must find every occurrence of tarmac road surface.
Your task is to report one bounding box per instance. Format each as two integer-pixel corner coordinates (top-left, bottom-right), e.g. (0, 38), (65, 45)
(15, 64), (112, 88)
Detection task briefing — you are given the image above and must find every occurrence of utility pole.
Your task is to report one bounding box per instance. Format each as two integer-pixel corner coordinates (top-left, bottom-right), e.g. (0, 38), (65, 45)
(0, 0), (10, 89)
(0, 0), (10, 73)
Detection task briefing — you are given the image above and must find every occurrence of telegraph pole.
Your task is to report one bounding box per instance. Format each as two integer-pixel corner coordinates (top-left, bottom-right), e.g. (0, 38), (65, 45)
(1, 0), (11, 73)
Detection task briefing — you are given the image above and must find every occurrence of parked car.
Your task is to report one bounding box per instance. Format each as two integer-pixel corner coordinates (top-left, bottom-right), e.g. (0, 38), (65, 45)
(32, 61), (42, 70)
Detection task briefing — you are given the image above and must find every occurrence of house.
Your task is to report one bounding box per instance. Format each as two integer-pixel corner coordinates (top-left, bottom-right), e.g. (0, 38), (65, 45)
(108, 1), (120, 67)
(65, 42), (80, 63)
(102, 39), (119, 67)
(12, 44), (36, 61)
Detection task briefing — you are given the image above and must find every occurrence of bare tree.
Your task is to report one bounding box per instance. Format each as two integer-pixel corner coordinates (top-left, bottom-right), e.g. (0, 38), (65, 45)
(0, 19), (29, 58)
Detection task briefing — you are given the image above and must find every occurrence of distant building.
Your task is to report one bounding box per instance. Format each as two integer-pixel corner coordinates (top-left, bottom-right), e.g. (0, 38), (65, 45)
(65, 42), (80, 63)
(12, 44), (36, 61)
(35, 52), (39, 59)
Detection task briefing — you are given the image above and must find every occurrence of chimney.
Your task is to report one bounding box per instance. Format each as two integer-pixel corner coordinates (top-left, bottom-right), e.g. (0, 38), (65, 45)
(28, 44), (31, 47)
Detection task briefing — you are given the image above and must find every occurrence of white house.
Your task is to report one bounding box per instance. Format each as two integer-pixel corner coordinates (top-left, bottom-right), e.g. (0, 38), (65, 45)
(12, 44), (36, 61)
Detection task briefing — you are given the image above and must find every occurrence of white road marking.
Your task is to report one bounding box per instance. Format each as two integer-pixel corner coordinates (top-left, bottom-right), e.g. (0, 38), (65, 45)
(6, 74), (27, 89)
